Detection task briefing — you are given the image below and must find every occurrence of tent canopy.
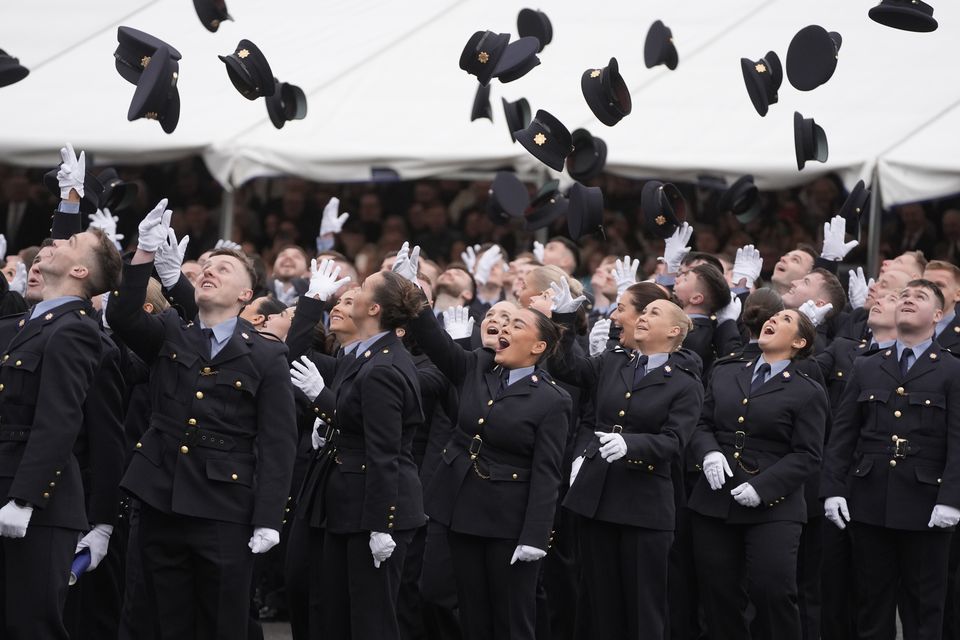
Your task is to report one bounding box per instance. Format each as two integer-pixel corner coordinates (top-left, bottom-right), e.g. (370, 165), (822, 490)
(1, 0), (958, 205)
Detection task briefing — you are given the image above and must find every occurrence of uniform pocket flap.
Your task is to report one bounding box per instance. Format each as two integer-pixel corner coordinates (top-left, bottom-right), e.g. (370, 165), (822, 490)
(3, 351), (41, 372)
(159, 343), (198, 367)
(488, 463), (530, 482)
(205, 458), (254, 487)
(858, 389), (890, 403)
(441, 445), (460, 465)
(908, 393), (946, 409)
(914, 466), (943, 486)
(133, 428), (165, 467)
(216, 368), (260, 394)
(334, 451), (367, 474)
(851, 458), (873, 477)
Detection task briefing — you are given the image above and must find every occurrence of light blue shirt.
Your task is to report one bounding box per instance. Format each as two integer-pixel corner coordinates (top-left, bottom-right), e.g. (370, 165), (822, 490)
(753, 357), (790, 385)
(29, 295), (84, 320)
(896, 338), (934, 373)
(507, 365), (536, 386)
(936, 309), (956, 339)
(200, 316), (238, 358)
(354, 331), (390, 358)
(57, 200), (80, 214)
(342, 341), (360, 356)
(870, 338), (896, 351)
(637, 351), (669, 372)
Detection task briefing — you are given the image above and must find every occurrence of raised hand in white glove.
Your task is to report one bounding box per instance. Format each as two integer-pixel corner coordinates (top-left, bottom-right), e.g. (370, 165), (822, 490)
(821, 215), (859, 261)
(569, 455), (584, 487)
(391, 241), (421, 285)
(89, 208), (124, 248)
(848, 267), (872, 309)
(461, 245), (481, 273)
(311, 418), (327, 450)
(290, 355), (325, 401)
(474, 245), (502, 286)
(702, 451), (733, 491)
(370, 531), (397, 568)
(510, 545), (546, 565)
(442, 306), (475, 340)
(57, 143), (85, 199)
(248, 527), (280, 554)
(589, 318), (611, 357)
(731, 482), (761, 508)
(549, 278), (586, 313)
(595, 431), (627, 462)
(716, 292), (742, 325)
(100, 291), (111, 330)
(320, 196), (350, 236)
(928, 504), (960, 529)
(154, 227), (189, 289)
(137, 199), (172, 253)
(612, 255), (639, 294)
(214, 239), (242, 252)
(533, 240), (545, 263)
(9, 262), (26, 296)
(659, 222), (694, 274)
(732, 244), (763, 289)
(0, 233), (8, 261)
(0, 500), (32, 538)
(306, 258), (351, 301)
(824, 496), (850, 530)
(799, 300), (833, 327)
(75, 524), (114, 570)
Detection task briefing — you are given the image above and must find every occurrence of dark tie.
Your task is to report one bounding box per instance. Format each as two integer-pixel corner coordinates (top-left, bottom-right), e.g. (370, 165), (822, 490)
(202, 328), (215, 358)
(750, 363), (771, 395)
(899, 348), (913, 378)
(497, 369), (510, 398)
(633, 355), (649, 386)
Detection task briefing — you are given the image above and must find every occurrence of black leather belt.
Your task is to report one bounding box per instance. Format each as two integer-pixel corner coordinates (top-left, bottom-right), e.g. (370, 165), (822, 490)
(152, 418), (253, 453)
(0, 426), (29, 442)
(857, 436), (944, 463)
(716, 430), (791, 455)
(449, 429), (531, 469)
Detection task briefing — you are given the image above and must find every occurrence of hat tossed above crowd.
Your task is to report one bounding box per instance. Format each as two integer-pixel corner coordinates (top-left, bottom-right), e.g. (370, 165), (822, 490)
(786, 25), (842, 91)
(0, 49), (29, 89)
(471, 83), (493, 122)
(502, 97), (531, 142)
(487, 171), (531, 224)
(98, 168), (139, 211)
(566, 129), (607, 182)
(644, 20), (678, 70)
(193, 0), (232, 33)
(868, 0), (938, 32)
(114, 29), (181, 134)
(517, 9), (552, 53)
(524, 180), (568, 230)
(717, 175), (762, 224)
(460, 31), (541, 86)
(567, 183), (604, 239)
(838, 179), (871, 237)
(114, 27), (182, 85)
(740, 51), (782, 117)
(266, 79), (307, 129)
(514, 109), (572, 172)
(581, 57), (632, 127)
(641, 181), (686, 238)
(794, 111), (829, 170)
(219, 40), (275, 100)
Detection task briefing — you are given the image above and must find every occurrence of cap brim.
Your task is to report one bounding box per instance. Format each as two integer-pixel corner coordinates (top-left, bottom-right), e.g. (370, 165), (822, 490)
(868, 5), (938, 32)
(741, 58), (770, 117)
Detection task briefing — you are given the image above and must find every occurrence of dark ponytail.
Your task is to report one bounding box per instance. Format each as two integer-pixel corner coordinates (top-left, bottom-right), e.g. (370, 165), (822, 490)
(374, 271), (426, 330)
(529, 309), (564, 363)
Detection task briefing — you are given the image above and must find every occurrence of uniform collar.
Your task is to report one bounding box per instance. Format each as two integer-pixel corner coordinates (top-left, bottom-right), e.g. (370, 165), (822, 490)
(754, 356), (790, 379)
(506, 365), (536, 386)
(936, 308), (957, 337)
(200, 316), (238, 346)
(636, 351), (669, 371)
(355, 331), (390, 357)
(896, 337), (933, 361)
(29, 295), (85, 320)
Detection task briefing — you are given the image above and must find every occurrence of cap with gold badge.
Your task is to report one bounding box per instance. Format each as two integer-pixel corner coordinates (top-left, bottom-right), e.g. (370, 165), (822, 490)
(581, 57), (632, 127)
(114, 27), (182, 85)
(266, 78), (307, 129)
(193, 0), (232, 33)
(514, 109), (572, 172)
(641, 180), (686, 239)
(219, 39), (275, 100)
(127, 45), (181, 134)
(644, 20), (678, 70)
(740, 51), (782, 117)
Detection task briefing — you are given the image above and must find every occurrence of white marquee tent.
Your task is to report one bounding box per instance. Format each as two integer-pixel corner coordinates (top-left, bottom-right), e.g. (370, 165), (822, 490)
(1, 0), (959, 211)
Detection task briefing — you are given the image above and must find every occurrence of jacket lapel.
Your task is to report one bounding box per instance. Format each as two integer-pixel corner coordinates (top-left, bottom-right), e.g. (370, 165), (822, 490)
(620, 354), (636, 391)
(483, 366), (502, 401)
(878, 346), (902, 382)
(341, 332), (398, 384)
(7, 299), (90, 352)
(735, 360), (754, 398)
(750, 361), (794, 398)
(903, 343), (941, 384)
(209, 322), (254, 366)
(498, 370), (538, 400)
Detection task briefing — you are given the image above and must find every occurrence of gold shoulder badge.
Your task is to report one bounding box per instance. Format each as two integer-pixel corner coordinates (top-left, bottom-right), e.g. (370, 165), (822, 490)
(364, 350), (372, 358)
(44, 313), (53, 321)
(531, 374), (539, 383)
(533, 132), (547, 146)
(931, 353), (938, 360)
(664, 365), (672, 373)
(655, 215), (666, 226)
(17, 319), (24, 328)
(885, 350), (892, 356)
(382, 348), (390, 354)
(782, 371), (791, 379)
(241, 332), (250, 339)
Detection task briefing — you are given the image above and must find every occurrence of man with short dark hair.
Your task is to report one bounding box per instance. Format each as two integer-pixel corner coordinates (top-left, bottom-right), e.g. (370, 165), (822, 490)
(542, 237), (579, 275)
(922, 260), (960, 352)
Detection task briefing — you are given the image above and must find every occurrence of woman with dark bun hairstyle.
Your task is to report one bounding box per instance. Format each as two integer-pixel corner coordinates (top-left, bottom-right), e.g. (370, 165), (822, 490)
(394, 242), (572, 640)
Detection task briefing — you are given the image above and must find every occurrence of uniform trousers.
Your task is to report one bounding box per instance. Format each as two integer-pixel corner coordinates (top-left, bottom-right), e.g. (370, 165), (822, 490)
(419, 521), (463, 640)
(578, 517), (673, 640)
(446, 530), (541, 640)
(319, 528), (415, 640)
(283, 510), (311, 640)
(943, 533), (960, 640)
(848, 521), (952, 640)
(797, 516), (824, 640)
(0, 524), (77, 640)
(692, 513), (802, 640)
(544, 507), (580, 640)
(65, 512), (125, 640)
(137, 503), (255, 640)
(819, 521), (856, 640)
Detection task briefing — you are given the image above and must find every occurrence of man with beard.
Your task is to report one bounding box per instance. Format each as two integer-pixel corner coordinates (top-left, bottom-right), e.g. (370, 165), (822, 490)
(269, 246), (311, 306)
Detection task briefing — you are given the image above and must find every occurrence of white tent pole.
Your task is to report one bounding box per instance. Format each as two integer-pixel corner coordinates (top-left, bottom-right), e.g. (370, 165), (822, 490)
(219, 189), (235, 242)
(866, 166), (882, 277)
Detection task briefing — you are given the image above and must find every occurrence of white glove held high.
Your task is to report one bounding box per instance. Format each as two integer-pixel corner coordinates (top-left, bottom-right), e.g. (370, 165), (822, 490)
(532, 241), (545, 263)
(798, 300), (833, 327)
(306, 258), (351, 301)
(154, 227), (189, 289)
(549, 279), (586, 313)
(57, 143), (85, 199)
(848, 267), (871, 309)
(474, 245), (502, 286)
(589, 319), (611, 357)
(732, 244), (763, 289)
(659, 222), (693, 274)
(137, 199), (172, 253)
(442, 306), (475, 340)
(612, 255), (639, 294)
(821, 215), (859, 261)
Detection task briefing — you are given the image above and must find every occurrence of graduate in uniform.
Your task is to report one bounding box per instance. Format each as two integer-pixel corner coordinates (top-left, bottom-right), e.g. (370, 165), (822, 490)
(106, 201), (297, 640)
(822, 279), (960, 640)
(688, 308), (827, 640)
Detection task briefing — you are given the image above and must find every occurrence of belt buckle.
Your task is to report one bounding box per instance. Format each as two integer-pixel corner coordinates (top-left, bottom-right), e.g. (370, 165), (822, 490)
(612, 425), (623, 434)
(323, 424), (335, 442)
(734, 430), (746, 451)
(182, 426), (199, 446)
(469, 435), (483, 460)
(894, 437), (909, 459)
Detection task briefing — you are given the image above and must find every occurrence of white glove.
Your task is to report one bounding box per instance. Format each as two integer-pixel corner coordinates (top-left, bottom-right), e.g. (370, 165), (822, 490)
(214, 239), (243, 252)
(848, 267), (872, 309)
(319, 196), (350, 236)
(461, 245), (481, 273)
(0, 233), (8, 261)
(57, 143), (85, 199)
(9, 262), (26, 296)
(137, 198), (172, 253)
(306, 258), (351, 301)
(702, 451), (733, 491)
(75, 524), (113, 571)
(821, 215), (859, 261)
(510, 545), (547, 565)
(100, 291), (111, 330)
(589, 319), (611, 357)
(311, 418), (327, 450)
(732, 244), (763, 289)
(731, 482), (761, 508)
(391, 241), (421, 285)
(611, 255), (639, 295)
(532, 240), (545, 263)
(928, 504), (960, 529)
(549, 279), (586, 313)
(89, 208), (124, 248)
(290, 355), (325, 401)
(595, 431), (627, 463)
(659, 222), (693, 274)
(569, 455), (584, 487)
(0, 500), (32, 538)
(370, 531), (397, 568)
(154, 227), (189, 289)
(442, 306), (475, 340)
(474, 245), (502, 286)
(248, 527), (280, 554)
(799, 300), (833, 327)
(824, 496), (850, 530)
(716, 292), (742, 324)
